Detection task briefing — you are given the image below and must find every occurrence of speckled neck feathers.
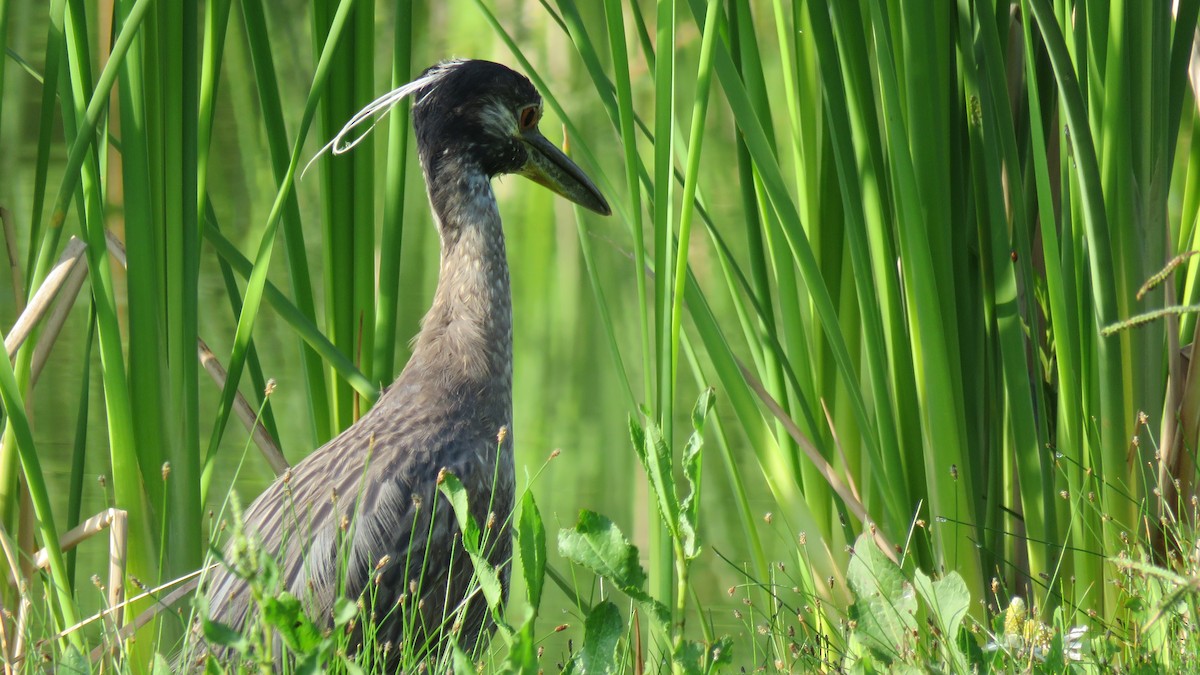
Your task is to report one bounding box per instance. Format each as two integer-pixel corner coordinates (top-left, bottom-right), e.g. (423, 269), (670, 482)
(398, 154), (513, 422)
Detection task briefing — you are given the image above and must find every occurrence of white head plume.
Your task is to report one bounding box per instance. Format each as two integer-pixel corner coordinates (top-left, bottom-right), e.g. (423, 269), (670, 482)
(302, 59), (465, 178)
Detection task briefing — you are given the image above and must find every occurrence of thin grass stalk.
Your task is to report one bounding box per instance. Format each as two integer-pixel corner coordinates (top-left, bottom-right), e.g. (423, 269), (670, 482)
(552, 2), (619, 126)
(957, 0), (1057, 598)
(0, 0), (69, 556)
(779, 5), (850, 522)
(21, 0), (65, 283)
(160, 0), (204, 585)
(793, 9), (846, 516)
(1167, 0), (1200, 172)
(667, 0), (719, 449)
(202, 0), (359, 493)
(862, 0), (982, 595)
(197, 0), (231, 223)
(313, 0), (361, 432)
(805, 0), (913, 539)
(903, 2), (961, 394)
(200, 214), (376, 400)
(680, 334), (768, 584)
(1018, 0), (1088, 607)
(1029, 0), (1128, 613)
(61, 0), (158, 639)
(737, 0), (824, 520)
(602, 0), (652, 409)
(727, 15), (778, 392)
(665, 0), (720, 642)
(1179, 108), (1200, 322)
(116, 0), (166, 519)
(701, 0), (883, 491)
(351, 1), (375, 414)
(65, 304), (95, 589)
(0, 348), (80, 648)
(570, 206), (637, 412)
(651, 0), (678, 619)
(0, 0), (7, 162)
(1097, 5), (1145, 479)
(213, 256), (283, 451)
(239, 0), (331, 445)
(681, 270), (841, 588)
(0, 3), (55, 604)
(374, 0), (413, 389)
(199, 0), (281, 446)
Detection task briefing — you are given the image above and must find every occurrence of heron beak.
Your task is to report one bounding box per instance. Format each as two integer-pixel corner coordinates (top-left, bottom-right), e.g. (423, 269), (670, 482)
(519, 129), (611, 216)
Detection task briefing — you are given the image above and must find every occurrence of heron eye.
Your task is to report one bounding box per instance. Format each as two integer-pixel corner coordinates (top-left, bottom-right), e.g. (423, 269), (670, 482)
(518, 106), (539, 131)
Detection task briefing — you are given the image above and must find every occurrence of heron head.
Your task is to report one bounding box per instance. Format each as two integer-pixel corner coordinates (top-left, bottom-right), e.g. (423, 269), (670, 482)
(411, 59), (611, 216)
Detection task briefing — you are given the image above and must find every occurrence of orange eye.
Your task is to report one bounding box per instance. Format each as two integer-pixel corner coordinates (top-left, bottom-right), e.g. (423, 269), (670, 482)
(519, 106), (539, 130)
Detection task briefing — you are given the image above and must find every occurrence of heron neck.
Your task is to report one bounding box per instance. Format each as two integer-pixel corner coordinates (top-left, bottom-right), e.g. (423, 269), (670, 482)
(407, 167), (513, 404)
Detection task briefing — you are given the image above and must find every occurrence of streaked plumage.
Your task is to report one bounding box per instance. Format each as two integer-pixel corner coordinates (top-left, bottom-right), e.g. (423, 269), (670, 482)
(197, 59), (609, 668)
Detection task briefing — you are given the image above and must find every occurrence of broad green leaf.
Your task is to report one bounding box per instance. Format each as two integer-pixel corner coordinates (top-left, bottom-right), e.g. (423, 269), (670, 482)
(581, 601), (622, 674)
(261, 592), (323, 654)
(453, 643), (476, 675)
(680, 388), (714, 559)
(913, 569), (969, 642)
(150, 654), (172, 675)
(629, 415), (679, 537)
(201, 619), (248, 653)
(437, 470), (481, 551)
(629, 416), (647, 465)
(690, 387), (716, 431)
(558, 510), (647, 593)
(846, 533), (917, 659)
(914, 569), (970, 671)
(518, 490), (547, 609)
(57, 647), (89, 674)
(468, 551), (505, 612)
(333, 597), (358, 627)
(295, 653), (324, 675)
(501, 615), (539, 674)
(708, 636), (735, 667)
(558, 510), (668, 626)
(672, 640), (705, 675)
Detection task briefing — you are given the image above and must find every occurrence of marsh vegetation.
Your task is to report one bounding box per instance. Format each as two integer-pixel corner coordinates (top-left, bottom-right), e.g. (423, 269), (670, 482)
(2, 0), (1200, 672)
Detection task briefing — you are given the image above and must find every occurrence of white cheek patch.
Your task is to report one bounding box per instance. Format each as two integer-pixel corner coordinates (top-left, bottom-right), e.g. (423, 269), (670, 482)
(476, 99), (518, 140)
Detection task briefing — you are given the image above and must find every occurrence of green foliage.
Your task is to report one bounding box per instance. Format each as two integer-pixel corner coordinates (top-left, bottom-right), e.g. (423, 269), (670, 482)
(437, 470), (508, 626)
(517, 490), (546, 610)
(913, 570), (969, 670)
(193, 505), (365, 673)
(4, 0), (1200, 671)
(580, 601), (622, 674)
(841, 532), (977, 672)
(846, 534), (920, 662)
(628, 387), (713, 563)
(558, 510), (665, 624)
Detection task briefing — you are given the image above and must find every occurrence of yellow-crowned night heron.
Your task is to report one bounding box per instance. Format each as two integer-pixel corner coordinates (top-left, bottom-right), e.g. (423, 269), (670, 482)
(200, 59), (609, 665)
